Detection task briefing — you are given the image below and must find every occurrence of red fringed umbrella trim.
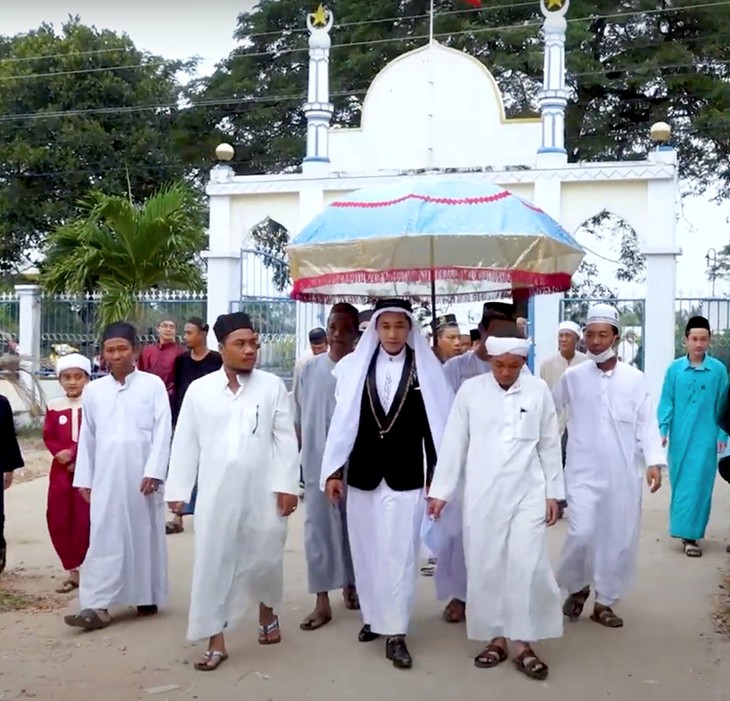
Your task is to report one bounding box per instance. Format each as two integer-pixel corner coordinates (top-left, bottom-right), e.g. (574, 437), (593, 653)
(330, 191), (512, 209)
(291, 267), (571, 303)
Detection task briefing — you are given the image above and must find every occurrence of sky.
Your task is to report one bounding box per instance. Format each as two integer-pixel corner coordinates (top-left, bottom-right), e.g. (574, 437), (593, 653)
(2, 2), (728, 301)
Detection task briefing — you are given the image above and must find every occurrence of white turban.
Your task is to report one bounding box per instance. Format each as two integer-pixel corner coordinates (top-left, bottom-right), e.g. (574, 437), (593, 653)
(485, 336), (531, 358)
(586, 303), (620, 329)
(558, 320), (582, 338)
(56, 353), (91, 376)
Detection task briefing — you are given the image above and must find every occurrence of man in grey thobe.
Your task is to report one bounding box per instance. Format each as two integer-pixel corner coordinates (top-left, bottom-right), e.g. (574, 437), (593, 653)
(295, 303), (361, 630)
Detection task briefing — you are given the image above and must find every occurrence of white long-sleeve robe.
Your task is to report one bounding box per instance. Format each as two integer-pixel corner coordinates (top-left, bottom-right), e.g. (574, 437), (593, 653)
(73, 370), (171, 610)
(165, 368), (299, 641)
(430, 372), (564, 642)
(553, 361), (666, 606)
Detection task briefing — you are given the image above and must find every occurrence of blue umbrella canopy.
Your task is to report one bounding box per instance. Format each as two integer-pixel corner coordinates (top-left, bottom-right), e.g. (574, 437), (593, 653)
(287, 179), (584, 302)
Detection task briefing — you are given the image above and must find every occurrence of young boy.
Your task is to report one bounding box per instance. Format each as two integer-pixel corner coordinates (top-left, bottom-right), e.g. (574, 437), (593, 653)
(44, 353), (92, 592)
(658, 315), (728, 557)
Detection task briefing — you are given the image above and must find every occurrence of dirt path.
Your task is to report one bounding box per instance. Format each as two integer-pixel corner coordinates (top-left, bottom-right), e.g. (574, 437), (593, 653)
(2, 463), (730, 701)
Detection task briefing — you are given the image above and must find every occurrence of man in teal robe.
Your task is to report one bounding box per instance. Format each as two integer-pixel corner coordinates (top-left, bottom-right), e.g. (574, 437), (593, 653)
(658, 316), (728, 557)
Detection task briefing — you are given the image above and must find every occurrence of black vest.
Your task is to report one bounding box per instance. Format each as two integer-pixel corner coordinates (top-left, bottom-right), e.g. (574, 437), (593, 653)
(347, 346), (436, 492)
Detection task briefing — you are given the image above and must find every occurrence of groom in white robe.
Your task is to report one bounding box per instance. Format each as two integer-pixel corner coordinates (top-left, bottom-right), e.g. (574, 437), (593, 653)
(165, 312), (299, 671)
(429, 336), (563, 681)
(65, 322), (171, 631)
(321, 298), (453, 669)
(555, 303), (665, 629)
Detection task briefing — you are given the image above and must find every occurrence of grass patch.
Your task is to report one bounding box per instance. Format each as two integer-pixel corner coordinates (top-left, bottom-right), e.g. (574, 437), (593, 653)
(15, 421), (42, 439)
(0, 587), (34, 612)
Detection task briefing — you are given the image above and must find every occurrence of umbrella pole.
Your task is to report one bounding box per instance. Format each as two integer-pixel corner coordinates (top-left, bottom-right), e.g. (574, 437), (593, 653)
(430, 271), (437, 348)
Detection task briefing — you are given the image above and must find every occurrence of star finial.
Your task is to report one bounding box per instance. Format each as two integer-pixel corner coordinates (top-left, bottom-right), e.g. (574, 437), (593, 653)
(547, 0), (564, 8)
(311, 4), (328, 27)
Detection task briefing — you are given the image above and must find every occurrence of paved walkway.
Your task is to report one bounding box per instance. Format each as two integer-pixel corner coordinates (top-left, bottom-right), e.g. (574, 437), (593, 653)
(2, 476), (730, 701)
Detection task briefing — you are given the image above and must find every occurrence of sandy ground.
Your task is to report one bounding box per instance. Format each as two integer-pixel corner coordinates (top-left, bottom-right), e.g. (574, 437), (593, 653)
(2, 447), (730, 701)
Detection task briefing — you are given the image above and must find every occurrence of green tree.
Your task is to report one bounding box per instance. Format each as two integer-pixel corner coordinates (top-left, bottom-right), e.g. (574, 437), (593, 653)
(40, 182), (206, 329)
(0, 18), (197, 272)
(191, 0), (730, 197)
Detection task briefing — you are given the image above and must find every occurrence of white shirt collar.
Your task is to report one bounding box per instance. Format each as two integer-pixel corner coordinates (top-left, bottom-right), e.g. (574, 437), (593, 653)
(377, 345), (407, 362)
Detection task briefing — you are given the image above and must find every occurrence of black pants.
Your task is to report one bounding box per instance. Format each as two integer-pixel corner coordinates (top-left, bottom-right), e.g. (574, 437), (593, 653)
(559, 430), (568, 508)
(0, 478), (5, 550)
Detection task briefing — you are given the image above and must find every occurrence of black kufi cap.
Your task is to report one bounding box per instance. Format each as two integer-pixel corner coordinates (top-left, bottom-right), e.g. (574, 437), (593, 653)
(685, 315), (711, 336)
(213, 312), (254, 343)
(435, 313), (458, 332)
(374, 298), (413, 313)
(187, 316), (208, 332)
(309, 327), (327, 343)
(469, 328), (480, 342)
(101, 322), (137, 346)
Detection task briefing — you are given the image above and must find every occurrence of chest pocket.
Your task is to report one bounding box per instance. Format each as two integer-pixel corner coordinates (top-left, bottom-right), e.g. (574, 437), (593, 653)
(614, 403), (635, 424)
(515, 406), (541, 440)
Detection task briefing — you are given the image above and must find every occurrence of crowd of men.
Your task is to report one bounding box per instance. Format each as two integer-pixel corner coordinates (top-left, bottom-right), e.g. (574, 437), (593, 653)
(1, 299), (729, 681)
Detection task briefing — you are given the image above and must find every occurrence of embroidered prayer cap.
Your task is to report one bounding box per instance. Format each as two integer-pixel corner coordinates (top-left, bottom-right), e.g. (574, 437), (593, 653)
(585, 303), (620, 330)
(558, 320), (582, 339)
(685, 315), (711, 336)
(309, 327), (327, 343)
(213, 312), (254, 343)
(101, 322), (137, 346)
(435, 313), (458, 332)
(56, 353), (91, 376)
(187, 316), (209, 333)
(469, 328), (480, 343)
(485, 336), (531, 358)
(374, 298), (413, 314)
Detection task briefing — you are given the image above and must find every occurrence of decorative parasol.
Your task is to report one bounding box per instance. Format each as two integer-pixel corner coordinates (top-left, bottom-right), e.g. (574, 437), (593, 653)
(287, 179), (584, 305)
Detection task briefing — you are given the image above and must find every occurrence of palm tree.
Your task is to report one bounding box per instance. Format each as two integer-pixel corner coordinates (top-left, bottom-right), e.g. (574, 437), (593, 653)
(41, 183), (206, 329)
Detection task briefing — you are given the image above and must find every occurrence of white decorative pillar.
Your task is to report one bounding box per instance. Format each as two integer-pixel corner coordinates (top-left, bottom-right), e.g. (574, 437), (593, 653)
(537, 0), (570, 155)
(294, 186), (328, 357)
(302, 5), (334, 176)
(15, 284), (42, 401)
(203, 164), (241, 350)
(642, 146), (680, 403)
(532, 0), (570, 373)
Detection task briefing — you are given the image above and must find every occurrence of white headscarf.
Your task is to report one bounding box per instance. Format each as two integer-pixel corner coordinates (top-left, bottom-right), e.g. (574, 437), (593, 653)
(320, 305), (454, 490)
(485, 336), (531, 358)
(558, 320), (582, 339)
(56, 353), (91, 376)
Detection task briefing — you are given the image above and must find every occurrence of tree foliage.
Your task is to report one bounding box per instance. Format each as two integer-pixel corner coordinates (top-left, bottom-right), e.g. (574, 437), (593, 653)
(192, 0), (730, 197)
(41, 182), (206, 329)
(0, 18), (197, 272)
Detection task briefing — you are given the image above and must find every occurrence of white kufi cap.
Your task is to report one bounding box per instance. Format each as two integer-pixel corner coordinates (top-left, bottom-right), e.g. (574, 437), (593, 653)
(56, 353), (91, 376)
(558, 320), (582, 338)
(485, 336), (531, 358)
(585, 303), (619, 329)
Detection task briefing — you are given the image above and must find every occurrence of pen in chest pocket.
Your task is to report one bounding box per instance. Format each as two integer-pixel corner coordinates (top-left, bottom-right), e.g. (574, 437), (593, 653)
(253, 404), (259, 434)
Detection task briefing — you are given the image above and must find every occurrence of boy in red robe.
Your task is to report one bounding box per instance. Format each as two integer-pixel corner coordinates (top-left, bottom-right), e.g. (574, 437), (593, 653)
(44, 353), (92, 593)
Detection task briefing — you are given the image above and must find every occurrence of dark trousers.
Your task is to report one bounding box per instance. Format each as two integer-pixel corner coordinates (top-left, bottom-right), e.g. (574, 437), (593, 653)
(559, 430), (568, 508)
(0, 478), (6, 550)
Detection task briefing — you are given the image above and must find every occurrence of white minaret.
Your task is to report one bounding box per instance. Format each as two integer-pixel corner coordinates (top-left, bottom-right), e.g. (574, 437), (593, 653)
(537, 0), (570, 155)
(303, 4), (334, 174)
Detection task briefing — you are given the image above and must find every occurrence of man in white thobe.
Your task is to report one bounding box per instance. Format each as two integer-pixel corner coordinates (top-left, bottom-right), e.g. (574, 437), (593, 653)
(65, 322), (171, 631)
(429, 336), (563, 680)
(555, 304), (665, 628)
(165, 312), (299, 671)
(539, 320), (588, 517)
(437, 302), (528, 623)
(321, 298), (453, 669)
